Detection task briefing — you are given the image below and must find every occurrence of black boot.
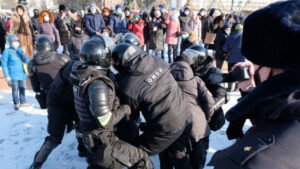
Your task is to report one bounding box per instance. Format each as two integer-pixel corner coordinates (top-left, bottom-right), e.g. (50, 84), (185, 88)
(29, 137), (60, 169)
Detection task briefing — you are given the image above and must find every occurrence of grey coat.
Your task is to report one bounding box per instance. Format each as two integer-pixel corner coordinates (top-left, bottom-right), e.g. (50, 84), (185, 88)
(171, 61), (215, 142)
(68, 32), (89, 59)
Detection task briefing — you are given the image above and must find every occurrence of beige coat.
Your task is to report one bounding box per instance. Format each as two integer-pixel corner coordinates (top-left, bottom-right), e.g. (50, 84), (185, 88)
(10, 15), (33, 59)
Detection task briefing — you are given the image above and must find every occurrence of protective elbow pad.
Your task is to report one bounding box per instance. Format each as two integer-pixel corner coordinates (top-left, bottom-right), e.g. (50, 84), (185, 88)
(88, 80), (114, 126)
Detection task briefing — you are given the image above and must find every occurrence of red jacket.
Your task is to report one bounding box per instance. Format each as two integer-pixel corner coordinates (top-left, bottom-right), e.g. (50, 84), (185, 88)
(128, 18), (145, 47)
(165, 14), (180, 45)
(6, 19), (10, 31)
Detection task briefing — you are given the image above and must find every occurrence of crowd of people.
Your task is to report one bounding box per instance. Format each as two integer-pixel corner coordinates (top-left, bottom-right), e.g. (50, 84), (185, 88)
(1, 0), (300, 169)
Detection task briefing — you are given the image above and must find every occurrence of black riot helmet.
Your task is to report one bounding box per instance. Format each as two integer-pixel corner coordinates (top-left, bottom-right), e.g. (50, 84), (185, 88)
(80, 39), (111, 69)
(187, 45), (209, 67)
(35, 35), (53, 52)
(121, 33), (141, 47)
(111, 43), (141, 72)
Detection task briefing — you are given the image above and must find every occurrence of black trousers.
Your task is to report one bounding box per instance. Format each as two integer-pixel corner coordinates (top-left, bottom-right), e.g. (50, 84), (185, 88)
(138, 123), (193, 169)
(187, 137), (210, 169)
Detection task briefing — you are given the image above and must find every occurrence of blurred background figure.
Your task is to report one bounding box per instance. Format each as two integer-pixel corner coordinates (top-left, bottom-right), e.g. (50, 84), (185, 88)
(10, 5), (33, 59)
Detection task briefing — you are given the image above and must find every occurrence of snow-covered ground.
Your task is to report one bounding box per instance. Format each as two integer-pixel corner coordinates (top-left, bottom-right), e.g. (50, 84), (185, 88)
(0, 89), (251, 169)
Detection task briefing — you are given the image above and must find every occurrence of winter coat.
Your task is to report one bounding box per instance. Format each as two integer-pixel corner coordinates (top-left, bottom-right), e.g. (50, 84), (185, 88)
(38, 10), (61, 49)
(189, 18), (202, 44)
(31, 15), (39, 35)
(6, 19), (10, 31)
(180, 32), (198, 54)
(128, 18), (145, 47)
(143, 19), (152, 43)
(10, 15), (33, 59)
(55, 13), (73, 43)
(209, 71), (300, 169)
(149, 17), (166, 51)
(222, 30), (246, 63)
(200, 17), (208, 41)
(179, 13), (191, 31)
(85, 12), (105, 37)
(214, 28), (228, 60)
(117, 50), (191, 154)
(68, 32), (89, 59)
(170, 61), (215, 142)
(165, 14), (180, 45)
(28, 51), (69, 93)
(1, 34), (29, 82)
(0, 19), (6, 48)
(109, 13), (127, 34)
(202, 16), (214, 40)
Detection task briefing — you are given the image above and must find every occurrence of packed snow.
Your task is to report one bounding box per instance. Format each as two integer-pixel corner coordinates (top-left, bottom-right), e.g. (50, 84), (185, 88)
(0, 89), (251, 169)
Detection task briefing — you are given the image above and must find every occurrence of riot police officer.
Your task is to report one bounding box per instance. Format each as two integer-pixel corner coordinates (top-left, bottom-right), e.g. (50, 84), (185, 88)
(70, 39), (153, 169)
(111, 43), (193, 169)
(121, 33), (141, 46)
(188, 45), (226, 131)
(29, 36), (81, 169)
(28, 35), (69, 109)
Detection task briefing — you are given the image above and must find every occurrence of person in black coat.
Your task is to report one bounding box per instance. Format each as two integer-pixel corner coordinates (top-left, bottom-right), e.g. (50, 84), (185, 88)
(67, 23), (89, 59)
(28, 35), (69, 108)
(214, 23), (231, 69)
(142, 12), (151, 53)
(0, 16), (7, 55)
(112, 43), (193, 169)
(189, 45), (226, 132)
(70, 40), (153, 169)
(209, 1), (300, 168)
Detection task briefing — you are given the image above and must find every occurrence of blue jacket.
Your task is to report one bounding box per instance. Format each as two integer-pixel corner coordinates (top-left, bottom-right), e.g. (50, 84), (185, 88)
(109, 13), (127, 34)
(1, 35), (29, 82)
(222, 31), (246, 63)
(85, 12), (105, 37)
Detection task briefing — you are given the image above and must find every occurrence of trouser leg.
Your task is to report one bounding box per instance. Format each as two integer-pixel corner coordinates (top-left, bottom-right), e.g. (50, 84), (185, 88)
(168, 124), (193, 169)
(173, 45), (177, 62)
(18, 80), (26, 104)
(168, 45), (172, 63)
(30, 136), (62, 169)
(190, 137), (209, 169)
(159, 150), (173, 169)
(11, 81), (19, 105)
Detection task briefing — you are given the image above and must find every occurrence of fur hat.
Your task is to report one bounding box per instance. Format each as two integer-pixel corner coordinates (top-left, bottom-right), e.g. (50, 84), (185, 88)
(242, 0), (300, 70)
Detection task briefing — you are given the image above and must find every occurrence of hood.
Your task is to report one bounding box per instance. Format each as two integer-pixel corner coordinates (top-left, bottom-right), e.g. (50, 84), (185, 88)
(34, 51), (56, 65)
(8, 34), (20, 48)
(39, 10), (54, 24)
(170, 61), (194, 81)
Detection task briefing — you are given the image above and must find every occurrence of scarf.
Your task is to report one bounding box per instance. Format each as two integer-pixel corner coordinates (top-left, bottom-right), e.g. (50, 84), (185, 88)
(17, 15), (28, 35)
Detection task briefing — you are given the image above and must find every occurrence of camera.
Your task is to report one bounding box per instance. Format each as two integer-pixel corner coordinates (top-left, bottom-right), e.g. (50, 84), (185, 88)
(210, 66), (250, 84)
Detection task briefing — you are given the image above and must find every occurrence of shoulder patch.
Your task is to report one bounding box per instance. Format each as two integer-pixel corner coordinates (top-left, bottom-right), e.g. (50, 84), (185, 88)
(145, 67), (165, 86)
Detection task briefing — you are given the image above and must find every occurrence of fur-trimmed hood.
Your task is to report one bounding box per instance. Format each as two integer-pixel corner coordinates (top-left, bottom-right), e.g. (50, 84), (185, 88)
(39, 10), (54, 24)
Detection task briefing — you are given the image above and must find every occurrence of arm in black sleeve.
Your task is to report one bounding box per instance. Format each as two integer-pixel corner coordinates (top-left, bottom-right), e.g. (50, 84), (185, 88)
(27, 60), (40, 92)
(87, 80), (128, 128)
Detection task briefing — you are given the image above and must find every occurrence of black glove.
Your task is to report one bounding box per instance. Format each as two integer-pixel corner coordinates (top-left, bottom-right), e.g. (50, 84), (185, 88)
(226, 119), (246, 140)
